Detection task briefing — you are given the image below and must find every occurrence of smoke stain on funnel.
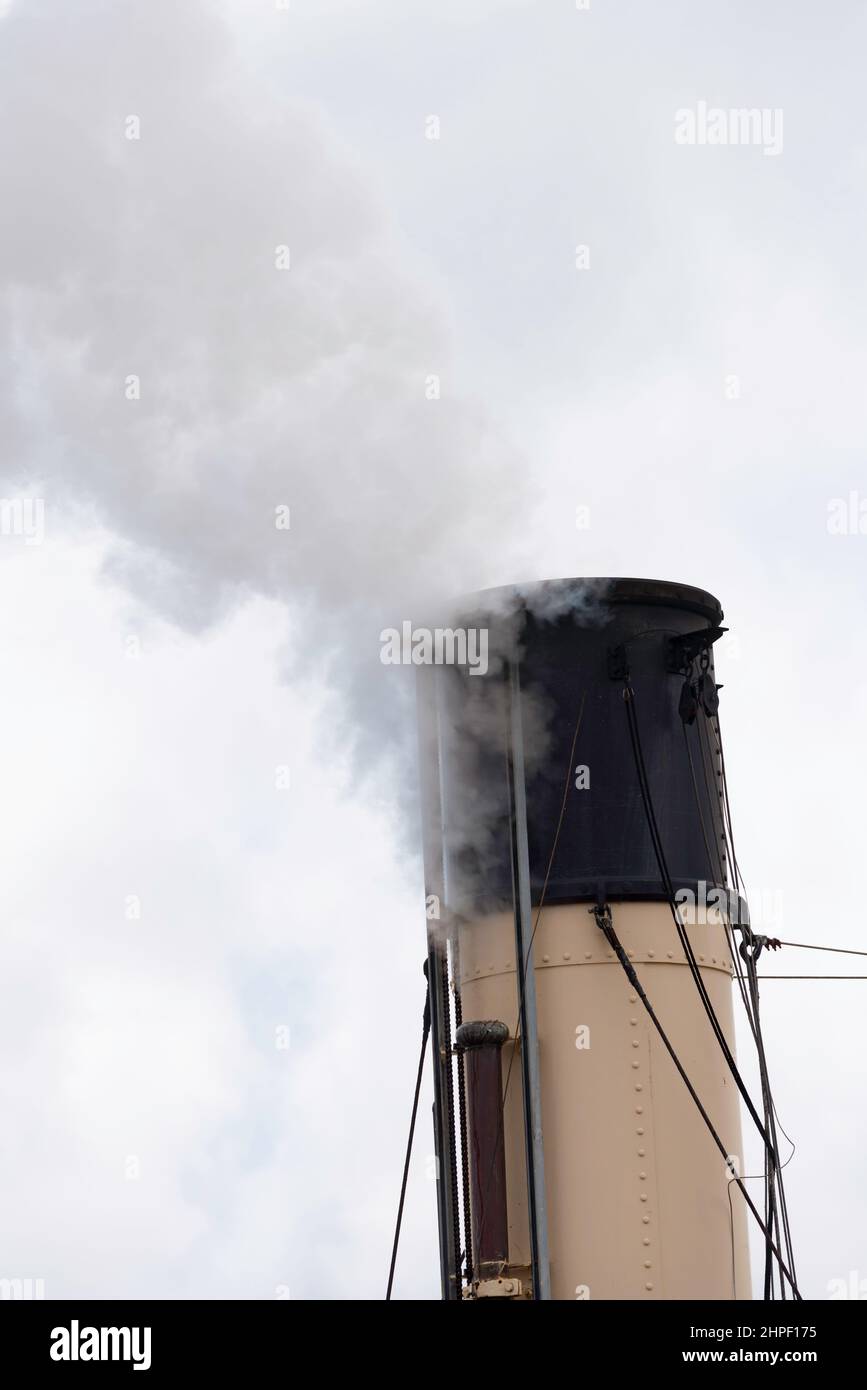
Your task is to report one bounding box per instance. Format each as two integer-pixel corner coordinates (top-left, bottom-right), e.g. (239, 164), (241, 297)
(422, 579), (615, 914)
(424, 577), (729, 919)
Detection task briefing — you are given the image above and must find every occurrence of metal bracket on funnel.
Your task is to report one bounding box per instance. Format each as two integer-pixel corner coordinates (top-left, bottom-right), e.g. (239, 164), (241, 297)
(665, 626), (727, 674)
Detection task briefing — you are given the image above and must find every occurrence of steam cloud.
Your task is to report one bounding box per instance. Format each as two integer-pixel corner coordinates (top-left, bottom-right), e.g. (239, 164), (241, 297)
(0, 0), (536, 810)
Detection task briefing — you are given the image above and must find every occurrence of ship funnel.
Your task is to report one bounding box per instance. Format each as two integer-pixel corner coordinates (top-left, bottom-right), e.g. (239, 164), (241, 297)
(417, 578), (751, 1301)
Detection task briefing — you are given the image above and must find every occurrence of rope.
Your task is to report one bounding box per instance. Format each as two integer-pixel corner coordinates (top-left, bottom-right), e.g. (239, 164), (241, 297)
(776, 942), (867, 958)
(386, 965), (431, 1300)
(593, 904), (801, 1299)
(625, 677), (799, 1293)
(623, 683), (774, 1151)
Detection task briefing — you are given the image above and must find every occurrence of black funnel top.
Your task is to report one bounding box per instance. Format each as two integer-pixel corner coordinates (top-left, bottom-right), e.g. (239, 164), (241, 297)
(422, 577), (730, 916)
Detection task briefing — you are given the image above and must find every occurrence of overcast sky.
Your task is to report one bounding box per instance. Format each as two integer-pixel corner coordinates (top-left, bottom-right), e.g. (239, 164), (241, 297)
(1, 0), (865, 1300)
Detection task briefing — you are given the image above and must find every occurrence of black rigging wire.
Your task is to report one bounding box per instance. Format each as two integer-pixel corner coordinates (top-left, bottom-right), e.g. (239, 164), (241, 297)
(430, 645), (809, 1300)
(594, 904), (801, 1299)
(774, 941), (867, 958)
(623, 682), (773, 1148)
(682, 721), (725, 885)
(705, 708), (747, 894)
(690, 700), (783, 1294)
(686, 699), (781, 1286)
(700, 686), (798, 1291)
(744, 936), (797, 1296)
(683, 716), (757, 1042)
(727, 1169), (765, 1300)
(688, 719), (759, 1053)
(705, 706), (798, 1292)
(504, 690), (587, 1079)
(624, 677), (800, 1295)
(386, 964), (431, 1300)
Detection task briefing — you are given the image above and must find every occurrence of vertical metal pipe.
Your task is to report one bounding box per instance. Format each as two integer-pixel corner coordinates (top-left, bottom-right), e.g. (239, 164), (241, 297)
(506, 659), (552, 1301)
(439, 950), (462, 1287)
(453, 980), (474, 1285)
(416, 669), (460, 1300)
(455, 1020), (510, 1277)
(425, 941), (460, 1299)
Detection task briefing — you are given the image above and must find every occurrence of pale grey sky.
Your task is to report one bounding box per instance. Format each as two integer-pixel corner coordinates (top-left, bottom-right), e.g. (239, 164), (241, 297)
(1, 0), (865, 1299)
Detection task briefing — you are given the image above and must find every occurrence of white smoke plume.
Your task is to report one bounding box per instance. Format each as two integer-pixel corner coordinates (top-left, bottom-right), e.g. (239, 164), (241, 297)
(0, 0), (537, 809)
